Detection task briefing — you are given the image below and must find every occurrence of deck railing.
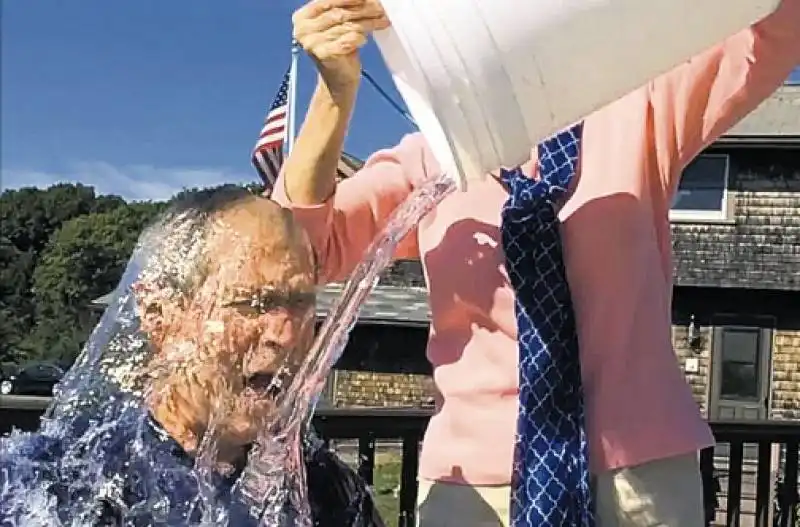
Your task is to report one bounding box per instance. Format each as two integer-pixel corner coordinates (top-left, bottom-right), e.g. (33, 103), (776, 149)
(1, 397), (798, 527)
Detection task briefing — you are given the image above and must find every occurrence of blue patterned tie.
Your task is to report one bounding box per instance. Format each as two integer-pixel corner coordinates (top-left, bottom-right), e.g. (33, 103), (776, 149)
(501, 123), (594, 526)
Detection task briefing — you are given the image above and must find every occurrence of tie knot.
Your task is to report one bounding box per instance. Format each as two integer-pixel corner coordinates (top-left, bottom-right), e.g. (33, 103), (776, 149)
(500, 167), (568, 210)
(501, 123), (583, 210)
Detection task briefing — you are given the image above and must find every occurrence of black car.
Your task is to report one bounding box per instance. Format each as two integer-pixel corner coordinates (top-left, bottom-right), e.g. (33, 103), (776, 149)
(1, 363), (65, 396)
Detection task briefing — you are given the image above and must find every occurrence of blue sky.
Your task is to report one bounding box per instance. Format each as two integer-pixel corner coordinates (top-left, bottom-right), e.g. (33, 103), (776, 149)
(1, 0), (415, 201)
(2, 3), (799, 201)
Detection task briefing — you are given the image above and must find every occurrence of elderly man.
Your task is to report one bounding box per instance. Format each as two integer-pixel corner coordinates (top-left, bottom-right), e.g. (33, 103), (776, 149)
(0, 188), (383, 526)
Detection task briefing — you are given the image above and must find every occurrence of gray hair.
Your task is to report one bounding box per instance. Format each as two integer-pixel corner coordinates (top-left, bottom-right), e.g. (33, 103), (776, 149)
(136, 185), (258, 302)
(88, 186), (260, 395)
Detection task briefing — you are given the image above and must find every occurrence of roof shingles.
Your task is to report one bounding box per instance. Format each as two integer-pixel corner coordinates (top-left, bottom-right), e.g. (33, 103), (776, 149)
(317, 283), (430, 324)
(726, 86), (800, 137)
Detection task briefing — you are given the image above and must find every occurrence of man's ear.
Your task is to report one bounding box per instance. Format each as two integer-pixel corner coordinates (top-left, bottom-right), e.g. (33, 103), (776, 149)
(132, 281), (185, 350)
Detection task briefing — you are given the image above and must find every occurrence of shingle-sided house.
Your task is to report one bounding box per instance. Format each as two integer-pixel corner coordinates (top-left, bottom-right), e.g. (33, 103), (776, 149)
(669, 82), (800, 423)
(323, 81), (800, 423)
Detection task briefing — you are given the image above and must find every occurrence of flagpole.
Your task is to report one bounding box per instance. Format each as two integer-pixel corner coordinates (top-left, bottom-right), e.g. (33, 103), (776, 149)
(287, 39), (301, 154)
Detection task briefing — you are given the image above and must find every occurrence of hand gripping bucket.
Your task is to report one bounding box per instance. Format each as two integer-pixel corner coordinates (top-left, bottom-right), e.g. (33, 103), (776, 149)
(374, 0), (780, 191)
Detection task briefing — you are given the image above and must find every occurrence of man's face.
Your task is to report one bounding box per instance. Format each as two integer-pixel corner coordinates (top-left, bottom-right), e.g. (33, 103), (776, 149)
(142, 197), (317, 457)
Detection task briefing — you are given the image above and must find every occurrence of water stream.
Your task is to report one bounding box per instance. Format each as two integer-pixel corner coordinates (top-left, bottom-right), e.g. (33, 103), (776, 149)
(0, 174), (456, 526)
(237, 173), (456, 526)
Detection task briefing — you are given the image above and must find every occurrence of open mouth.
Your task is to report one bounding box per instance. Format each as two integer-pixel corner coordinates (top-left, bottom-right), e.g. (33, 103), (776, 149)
(244, 372), (281, 398)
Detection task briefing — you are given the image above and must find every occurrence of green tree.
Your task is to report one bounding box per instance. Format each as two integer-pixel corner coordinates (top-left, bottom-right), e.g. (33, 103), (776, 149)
(24, 202), (160, 363)
(170, 183), (264, 204)
(0, 183), (117, 254)
(0, 184), (127, 356)
(0, 237), (36, 362)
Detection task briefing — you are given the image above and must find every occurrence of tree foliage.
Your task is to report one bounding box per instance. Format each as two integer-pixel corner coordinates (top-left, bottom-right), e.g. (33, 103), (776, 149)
(0, 184), (163, 366)
(24, 204), (161, 363)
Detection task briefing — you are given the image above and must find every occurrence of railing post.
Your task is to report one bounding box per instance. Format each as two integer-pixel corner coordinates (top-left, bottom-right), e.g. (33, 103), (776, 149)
(776, 440), (799, 527)
(727, 440), (745, 527)
(358, 432), (376, 485)
(398, 431), (422, 527)
(755, 441), (772, 527)
(700, 446), (718, 527)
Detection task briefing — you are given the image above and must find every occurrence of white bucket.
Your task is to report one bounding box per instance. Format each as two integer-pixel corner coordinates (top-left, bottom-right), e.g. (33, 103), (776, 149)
(374, 0), (780, 191)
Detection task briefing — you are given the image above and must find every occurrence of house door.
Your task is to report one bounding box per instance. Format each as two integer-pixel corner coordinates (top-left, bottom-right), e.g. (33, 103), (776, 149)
(709, 321), (773, 421)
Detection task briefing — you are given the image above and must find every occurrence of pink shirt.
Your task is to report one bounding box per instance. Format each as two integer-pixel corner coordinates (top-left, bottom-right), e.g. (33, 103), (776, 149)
(274, 2), (800, 485)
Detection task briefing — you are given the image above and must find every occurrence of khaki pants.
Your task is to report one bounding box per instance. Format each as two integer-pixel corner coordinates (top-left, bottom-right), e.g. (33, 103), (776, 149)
(416, 453), (704, 527)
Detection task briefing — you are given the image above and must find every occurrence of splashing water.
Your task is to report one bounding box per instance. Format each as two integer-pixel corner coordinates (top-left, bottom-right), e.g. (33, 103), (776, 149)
(234, 173), (456, 526)
(0, 201), (259, 526)
(0, 176), (456, 526)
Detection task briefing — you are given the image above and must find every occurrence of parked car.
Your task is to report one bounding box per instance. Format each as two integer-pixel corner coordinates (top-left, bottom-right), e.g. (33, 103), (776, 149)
(0, 364), (18, 395)
(0, 363), (65, 396)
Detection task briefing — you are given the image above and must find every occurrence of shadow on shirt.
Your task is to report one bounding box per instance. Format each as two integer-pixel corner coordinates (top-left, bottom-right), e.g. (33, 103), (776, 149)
(417, 468), (508, 527)
(423, 218), (508, 367)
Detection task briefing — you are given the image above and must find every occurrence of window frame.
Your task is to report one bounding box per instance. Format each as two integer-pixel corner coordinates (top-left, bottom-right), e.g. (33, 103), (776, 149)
(669, 153), (733, 223)
(717, 326), (763, 402)
(786, 66), (800, 86)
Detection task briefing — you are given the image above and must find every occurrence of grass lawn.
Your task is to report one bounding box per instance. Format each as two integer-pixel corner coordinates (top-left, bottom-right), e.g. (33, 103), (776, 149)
(371, 451), (403, 527)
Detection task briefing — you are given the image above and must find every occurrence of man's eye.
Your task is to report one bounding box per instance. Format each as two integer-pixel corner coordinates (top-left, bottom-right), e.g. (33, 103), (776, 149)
(253, 294), (296, 314)
(222, 300), (262, 315)
(223, 291), (313, 315)
(287, 293), (315, 310)
(238, 304), (263, 316)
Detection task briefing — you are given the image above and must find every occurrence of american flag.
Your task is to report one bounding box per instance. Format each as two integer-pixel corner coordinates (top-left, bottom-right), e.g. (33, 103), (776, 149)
(252, 70), (291, 191)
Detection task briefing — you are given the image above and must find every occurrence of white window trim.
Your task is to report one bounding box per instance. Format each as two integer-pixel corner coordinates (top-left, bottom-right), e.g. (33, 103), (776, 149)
(669, 153), (733, 223)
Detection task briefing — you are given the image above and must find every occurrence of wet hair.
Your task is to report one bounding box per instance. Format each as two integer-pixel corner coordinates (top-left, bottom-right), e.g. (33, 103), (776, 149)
(166, 185), (258, 219)
(137, 185), (259, 302)
(138, 187), (279, 456)
(92, 186), (267, 401)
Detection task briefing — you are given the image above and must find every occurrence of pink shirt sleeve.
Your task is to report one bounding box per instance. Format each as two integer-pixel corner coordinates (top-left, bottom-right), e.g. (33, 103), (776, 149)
(272, 132), (437, 283)
(648, 0), (800, 194)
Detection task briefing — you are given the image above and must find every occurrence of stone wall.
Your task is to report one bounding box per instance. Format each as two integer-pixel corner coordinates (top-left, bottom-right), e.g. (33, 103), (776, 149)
(330, 370), (435, 408)
(330, 322), (800, 417)
(770, 329), (800, 420)
(671, 325), (800, 421)
(672, 324), (713, 418)
(333, 323), (717, 410)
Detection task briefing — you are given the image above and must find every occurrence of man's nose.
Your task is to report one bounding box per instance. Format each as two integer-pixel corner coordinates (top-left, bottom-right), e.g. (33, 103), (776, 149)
(257, 308), (310, 350)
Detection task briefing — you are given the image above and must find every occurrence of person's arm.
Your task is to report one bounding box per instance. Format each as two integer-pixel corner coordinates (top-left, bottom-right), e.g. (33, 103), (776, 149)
(649, 0), (800, 194)
(277, 0), (427, 283)
(282, 79), (357, 206)
(273, 131), (435, 284)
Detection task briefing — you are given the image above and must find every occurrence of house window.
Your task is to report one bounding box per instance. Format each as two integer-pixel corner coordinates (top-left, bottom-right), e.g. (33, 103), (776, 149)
(787, 66), (800, 85)
(718, 327), (762, 401)
(670, 154), (731, 221)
